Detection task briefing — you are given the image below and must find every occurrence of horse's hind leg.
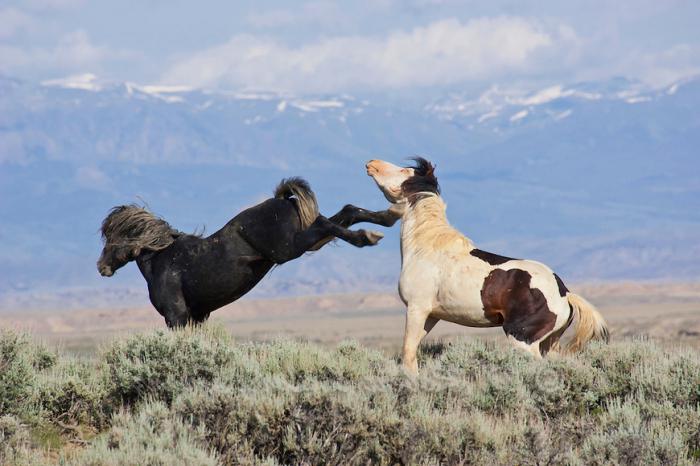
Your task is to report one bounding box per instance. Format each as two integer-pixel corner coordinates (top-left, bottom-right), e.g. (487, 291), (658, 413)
(538, 305), (575, 356)
(505, 303), (575, 358)
(507, 335), (543, 359)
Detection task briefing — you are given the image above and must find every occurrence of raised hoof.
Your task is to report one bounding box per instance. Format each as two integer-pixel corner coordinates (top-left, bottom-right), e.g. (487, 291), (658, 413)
(364, 230), (384, 245)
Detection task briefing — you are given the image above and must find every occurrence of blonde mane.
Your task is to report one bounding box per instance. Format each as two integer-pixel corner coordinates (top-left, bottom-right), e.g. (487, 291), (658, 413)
(401, 194), (473, 256)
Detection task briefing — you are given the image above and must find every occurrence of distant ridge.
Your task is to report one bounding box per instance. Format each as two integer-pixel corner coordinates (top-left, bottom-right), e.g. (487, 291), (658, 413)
(0, 75), (698, 306)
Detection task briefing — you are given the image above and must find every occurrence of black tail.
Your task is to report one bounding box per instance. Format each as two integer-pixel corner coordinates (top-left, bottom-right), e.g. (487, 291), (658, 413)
(274, 177), (319, 229)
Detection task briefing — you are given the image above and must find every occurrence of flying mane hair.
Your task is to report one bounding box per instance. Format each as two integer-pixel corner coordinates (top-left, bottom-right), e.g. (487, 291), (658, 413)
(401, 157), (440, 205)
(100, 204), (184, 251)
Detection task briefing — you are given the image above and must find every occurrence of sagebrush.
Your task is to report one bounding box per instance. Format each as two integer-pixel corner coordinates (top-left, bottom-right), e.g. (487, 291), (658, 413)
(0, 327), (698, 465)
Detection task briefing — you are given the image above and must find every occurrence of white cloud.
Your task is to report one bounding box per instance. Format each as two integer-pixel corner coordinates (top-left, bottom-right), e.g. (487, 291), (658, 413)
(162, 17), (558, 93)
(0, 29), (139, 77)
(573, 42), (700, 88)
(53, 30), (106, 66)
(632, 44), (700, 87)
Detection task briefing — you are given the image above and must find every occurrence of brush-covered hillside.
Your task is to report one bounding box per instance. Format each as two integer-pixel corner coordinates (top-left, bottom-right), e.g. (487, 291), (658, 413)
(1, 326), (699, 465)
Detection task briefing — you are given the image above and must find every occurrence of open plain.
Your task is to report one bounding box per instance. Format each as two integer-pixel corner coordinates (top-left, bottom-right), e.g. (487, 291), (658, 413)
(2, 281), (699, 354)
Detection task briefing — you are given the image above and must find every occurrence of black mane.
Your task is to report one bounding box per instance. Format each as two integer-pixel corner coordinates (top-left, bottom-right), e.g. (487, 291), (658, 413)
(401, 157), (440, 204)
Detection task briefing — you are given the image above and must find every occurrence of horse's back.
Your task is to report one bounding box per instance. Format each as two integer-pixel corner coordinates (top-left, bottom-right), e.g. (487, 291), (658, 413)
(222, 197), (302, 232)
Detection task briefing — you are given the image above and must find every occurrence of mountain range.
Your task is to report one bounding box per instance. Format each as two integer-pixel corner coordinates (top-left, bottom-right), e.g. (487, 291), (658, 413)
(1, 73), (698, 310)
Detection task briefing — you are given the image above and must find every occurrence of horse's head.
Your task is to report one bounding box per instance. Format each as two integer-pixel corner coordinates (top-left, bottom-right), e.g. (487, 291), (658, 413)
(97, 242), (142, 276)
(97, 204), (178, 277)
(366, 157), (439, 204)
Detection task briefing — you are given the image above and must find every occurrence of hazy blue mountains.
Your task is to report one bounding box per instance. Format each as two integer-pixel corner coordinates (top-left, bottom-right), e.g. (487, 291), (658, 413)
(1, 74), (698, 309)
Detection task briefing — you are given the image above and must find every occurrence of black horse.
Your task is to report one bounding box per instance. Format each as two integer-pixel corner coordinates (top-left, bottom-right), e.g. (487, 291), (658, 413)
(97, 178), (400, 327)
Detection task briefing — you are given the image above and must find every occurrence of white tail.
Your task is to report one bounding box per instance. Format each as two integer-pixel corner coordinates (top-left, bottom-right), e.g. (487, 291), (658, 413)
(565, 292), (609, 352)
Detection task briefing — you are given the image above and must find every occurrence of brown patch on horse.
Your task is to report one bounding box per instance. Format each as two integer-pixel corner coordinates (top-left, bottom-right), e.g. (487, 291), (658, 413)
(554, 273), (568, 297)
(480, 268), (557, 344)
(539, 303), (574, 356)
(470, 249), (517, 265)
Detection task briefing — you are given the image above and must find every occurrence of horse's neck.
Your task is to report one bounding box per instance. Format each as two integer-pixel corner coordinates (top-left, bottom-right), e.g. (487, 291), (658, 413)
(400, 195), (467, 259)
(135, 251), (156, 281)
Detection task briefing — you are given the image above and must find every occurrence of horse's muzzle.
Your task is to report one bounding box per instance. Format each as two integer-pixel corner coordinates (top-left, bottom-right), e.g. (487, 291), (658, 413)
(98, 265), (113, 277)
(366, 160), (379, 176)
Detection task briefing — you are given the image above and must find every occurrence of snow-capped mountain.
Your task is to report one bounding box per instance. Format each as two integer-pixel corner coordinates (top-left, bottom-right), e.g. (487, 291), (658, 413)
(1, 74), (698, 309)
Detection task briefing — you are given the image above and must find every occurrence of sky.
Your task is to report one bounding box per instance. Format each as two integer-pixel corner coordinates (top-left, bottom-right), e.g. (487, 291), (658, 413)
(1, 0), (699, 94)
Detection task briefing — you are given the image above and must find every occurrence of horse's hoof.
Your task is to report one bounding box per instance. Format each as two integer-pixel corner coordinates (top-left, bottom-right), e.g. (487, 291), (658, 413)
(365, 230), (384, 245)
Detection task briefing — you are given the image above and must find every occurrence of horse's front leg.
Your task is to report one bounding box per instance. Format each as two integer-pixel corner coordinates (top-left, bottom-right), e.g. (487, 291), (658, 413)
(309, 204), (403, 251)
(301, 215), (384, 249)
(244, 215), (383, 264)
(148, 280), (191, 328)
(329, 203), (403, 228)
(402, 308), (439, 375)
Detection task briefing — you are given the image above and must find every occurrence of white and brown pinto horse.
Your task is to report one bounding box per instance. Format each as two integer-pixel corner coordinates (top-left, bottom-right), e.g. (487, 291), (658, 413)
(366, 157), (609, 374)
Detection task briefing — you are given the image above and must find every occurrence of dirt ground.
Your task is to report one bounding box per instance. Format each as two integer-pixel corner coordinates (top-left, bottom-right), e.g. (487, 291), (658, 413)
(2, 281), (699, 355)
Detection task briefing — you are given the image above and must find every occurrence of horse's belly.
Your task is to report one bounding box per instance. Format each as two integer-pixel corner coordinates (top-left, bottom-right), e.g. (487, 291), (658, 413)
(433, 286), (496, 327)
(431, 306), (496, 327)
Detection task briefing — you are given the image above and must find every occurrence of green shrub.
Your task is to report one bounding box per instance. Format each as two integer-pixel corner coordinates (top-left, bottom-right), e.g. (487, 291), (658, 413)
(102, 326), (237, 406)
(0, 415), (47, 466)
(521, 358), (598, 417)
(580, 400), (691, 465)
(72, 401), (219, 466)
(35, 359), (109, 429)
(0, 331), (56, 417)
(2, 326), (700, 465)
(0, 415), (30, 464)
(248, 339), (394, 384)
